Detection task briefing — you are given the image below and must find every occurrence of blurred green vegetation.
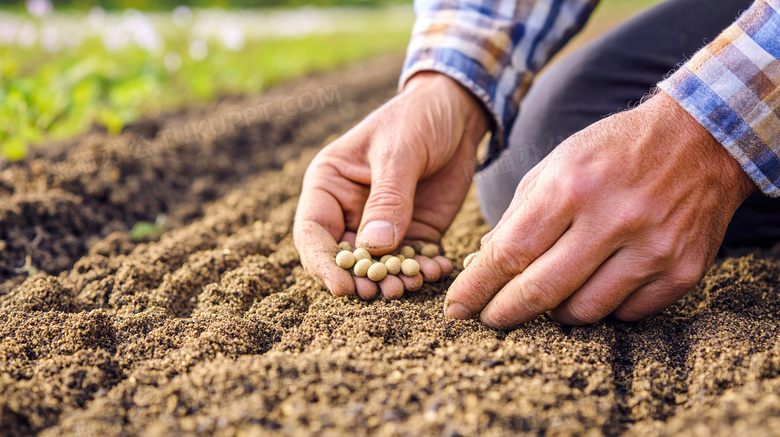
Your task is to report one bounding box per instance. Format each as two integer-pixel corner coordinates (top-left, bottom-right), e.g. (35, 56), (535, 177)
(0, 0), (412, 10)
(0, 0), (660, 161)
(0, 8), (413, 160)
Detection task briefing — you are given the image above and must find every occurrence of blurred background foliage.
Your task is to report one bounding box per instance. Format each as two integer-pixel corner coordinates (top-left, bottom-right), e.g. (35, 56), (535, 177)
(0, 0), (660, 161)
(0, 0), (412, 11)
(0, 0), (410, 10)
(0, 1), (414, 160)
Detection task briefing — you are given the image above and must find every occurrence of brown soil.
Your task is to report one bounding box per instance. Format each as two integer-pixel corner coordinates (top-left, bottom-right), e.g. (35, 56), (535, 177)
(2, 55), (780, 437)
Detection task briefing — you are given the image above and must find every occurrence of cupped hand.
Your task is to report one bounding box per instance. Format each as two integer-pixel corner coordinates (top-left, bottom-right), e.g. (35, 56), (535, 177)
(446, 91), (756, 328)
(294, 72), (489, 299)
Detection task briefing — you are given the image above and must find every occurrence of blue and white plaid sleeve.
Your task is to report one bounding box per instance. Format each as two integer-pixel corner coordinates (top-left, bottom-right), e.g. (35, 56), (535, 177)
(659, 0), (780, 196)
(400, 0), (600, 159)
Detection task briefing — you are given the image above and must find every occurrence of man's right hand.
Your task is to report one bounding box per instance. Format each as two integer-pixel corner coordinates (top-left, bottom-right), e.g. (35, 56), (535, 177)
(294, 72), (489, 299)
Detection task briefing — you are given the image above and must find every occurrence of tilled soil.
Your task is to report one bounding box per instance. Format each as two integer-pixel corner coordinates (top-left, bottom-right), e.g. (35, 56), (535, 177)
(2, 55), (780, 437)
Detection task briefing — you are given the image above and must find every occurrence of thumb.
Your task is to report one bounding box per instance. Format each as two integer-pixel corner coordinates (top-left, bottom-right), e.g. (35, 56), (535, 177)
(356, 147), (422, 254)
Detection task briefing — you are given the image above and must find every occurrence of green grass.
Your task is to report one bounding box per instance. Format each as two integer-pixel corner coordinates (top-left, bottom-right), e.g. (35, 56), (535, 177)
(0, 8), (413, 160)
(0, 1), (660, 161)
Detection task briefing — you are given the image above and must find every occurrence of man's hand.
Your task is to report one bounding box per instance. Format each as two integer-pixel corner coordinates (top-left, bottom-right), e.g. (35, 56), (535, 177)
(446, 91), (756, 328)
(294, 72), (489, 299)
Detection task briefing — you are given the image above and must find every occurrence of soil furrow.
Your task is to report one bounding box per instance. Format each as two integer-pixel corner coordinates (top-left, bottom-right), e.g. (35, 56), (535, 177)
(0, 55), (401, 289)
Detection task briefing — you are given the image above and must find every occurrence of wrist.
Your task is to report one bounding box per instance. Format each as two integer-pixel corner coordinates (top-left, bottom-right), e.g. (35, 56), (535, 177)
(646, 91), (756, 204)
(403, 71), (490, 143)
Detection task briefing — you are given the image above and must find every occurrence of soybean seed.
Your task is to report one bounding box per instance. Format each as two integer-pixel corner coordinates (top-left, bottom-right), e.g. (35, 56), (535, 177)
(401, 258), (420, 276)
(400, 245), (415, 259)
(367, 262), (388, 282)
(397, 254), (406, 262)
(384, 256), (402, 275)
(335, 251), (356, 269)
(463, 252), (477, 268)
(353, 248), (371, 262)
(353, 259), (372, 277)
(421, 244), (439, 258)
(380, 254), (393, 263)
(338, 241), (353, 251)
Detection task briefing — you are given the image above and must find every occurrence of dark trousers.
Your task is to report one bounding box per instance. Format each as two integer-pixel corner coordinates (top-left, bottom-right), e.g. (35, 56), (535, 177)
(476, 0), (780, 250)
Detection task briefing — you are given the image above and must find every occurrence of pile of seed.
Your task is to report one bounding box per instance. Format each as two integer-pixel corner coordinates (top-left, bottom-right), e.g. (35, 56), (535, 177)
(334, 242), (441, 282)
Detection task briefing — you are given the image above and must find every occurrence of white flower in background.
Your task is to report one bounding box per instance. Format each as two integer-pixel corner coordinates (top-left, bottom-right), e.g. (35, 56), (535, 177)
(134, 21), (163, 52)
(172, 5), (193, 28)
(102, 24), (130, 51)
(26, 0), (52, 17)
(17, 22), (37, 47)
(120, 9), (163, 53)
(88, 6), (105, 29)
(219, 26), (244, 52)
(0, 19), (17, 46)
(41, 26), (60, 52)
(188, 39), (208, 61)
(164, 52), (182, 72)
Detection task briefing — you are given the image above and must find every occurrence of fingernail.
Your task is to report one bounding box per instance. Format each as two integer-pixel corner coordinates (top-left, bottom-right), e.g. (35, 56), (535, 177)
(444, 301), (472, 320)
(359, 220), (394, 249)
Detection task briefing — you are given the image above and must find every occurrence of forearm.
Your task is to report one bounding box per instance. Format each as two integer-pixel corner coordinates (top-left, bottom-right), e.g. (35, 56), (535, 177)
(400, 0), (600, 156)
(658, 0), (780, 197)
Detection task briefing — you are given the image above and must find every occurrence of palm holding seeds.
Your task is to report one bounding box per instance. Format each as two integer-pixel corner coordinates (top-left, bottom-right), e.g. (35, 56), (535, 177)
(293, 72), (489, 299)
(334, 246), (422, 279)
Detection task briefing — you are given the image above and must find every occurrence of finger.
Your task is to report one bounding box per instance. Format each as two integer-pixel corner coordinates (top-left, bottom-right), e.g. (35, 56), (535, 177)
(612, 274), (700, 322)
(415, 255), (441, 282)
(341, 231), (357, 247)
(400, 273), (423, 291)
(295, 159), (355, 296)
(379, 275), (404, 300)
(356, 144), (424, 254)
(445, 182), (574, 320)
(355, 277), (378, 300)
(481, 160), (548, 246)
(433, 255), (453, 278)
(478, 226), (614, 329)
(294, 219), (355, 297)
(547, 250), (655, 325)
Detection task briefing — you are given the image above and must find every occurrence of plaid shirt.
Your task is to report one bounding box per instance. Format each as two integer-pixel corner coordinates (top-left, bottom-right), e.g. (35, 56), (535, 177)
(402, 0), (780, 196)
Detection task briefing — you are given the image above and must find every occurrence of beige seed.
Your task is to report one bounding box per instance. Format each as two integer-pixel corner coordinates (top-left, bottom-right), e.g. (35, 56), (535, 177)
(384, 256), (402, 275)
(335, 251), (356, 269)
(397, 254), (406, 262)
(400, 245), (415, 259)
(338, 241), (353, 251)
(353, 259), (372, 277)
(401, 258), (420, 276)
(463, 252), (477, 268)
(380, 254), (393, 263)
(367, 262), (388, 282)
(421, 244), (439, 258)
(353, 248), (371, 261)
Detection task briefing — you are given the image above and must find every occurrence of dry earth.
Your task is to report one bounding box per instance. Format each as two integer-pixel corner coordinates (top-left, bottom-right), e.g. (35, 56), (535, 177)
(1, 55), (780, 437)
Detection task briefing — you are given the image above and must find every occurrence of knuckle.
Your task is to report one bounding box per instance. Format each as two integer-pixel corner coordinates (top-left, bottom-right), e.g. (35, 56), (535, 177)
(613, 305), (645, 322)
(670, 261), (705, 290)
(609, 202), (647, 234)
(558, 172), (591, 207)
(643, 236), (679, 267)
(566, 300), (609, 325)
(488, 239), (531, 276)
(366, 185), (409, 210)
(520, 280), (558, 313)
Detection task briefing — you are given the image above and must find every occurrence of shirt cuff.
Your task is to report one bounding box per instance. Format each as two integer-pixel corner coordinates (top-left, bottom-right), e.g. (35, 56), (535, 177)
(658, 0), (780, 197)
